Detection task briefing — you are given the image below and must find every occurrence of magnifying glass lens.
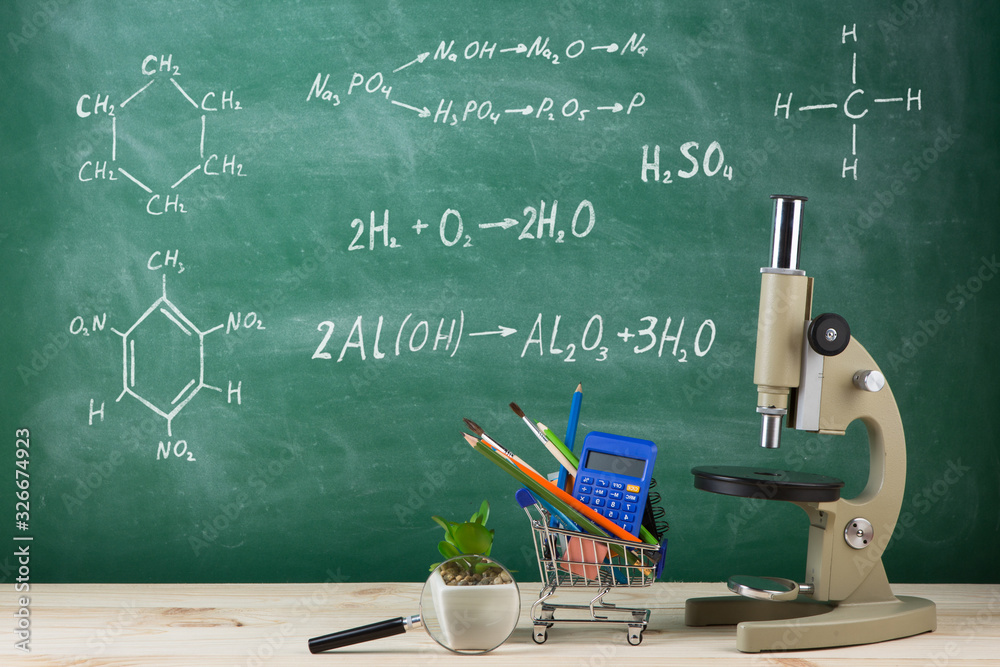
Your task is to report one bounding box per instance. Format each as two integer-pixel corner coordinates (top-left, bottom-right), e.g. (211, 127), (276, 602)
(421, 556), (520, 654)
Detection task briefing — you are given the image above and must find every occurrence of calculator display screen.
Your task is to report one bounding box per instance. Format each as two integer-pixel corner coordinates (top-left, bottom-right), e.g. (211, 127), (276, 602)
(584, 450), (646, 479)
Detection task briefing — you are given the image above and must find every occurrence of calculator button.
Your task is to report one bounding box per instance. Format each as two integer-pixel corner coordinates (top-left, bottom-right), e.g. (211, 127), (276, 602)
(624, 493), (639, 503)
(581, 476), (594, 485)
(622, 513), (634, 523)
(593, 498), (605, 507)
(579, 485), (592, 494)
(608, 500), (620, 510)
(596, 479), (609, 487)
(626, 484), (641, 493)
(577, 495), (590, 504)
(593, 488), (607, 497)
(609, 491), (623, 500)
(624, 523), (634, 533)
(607, 510), (619, 520)
(625, 503), (637, 513)
(611, 481), (625, 490)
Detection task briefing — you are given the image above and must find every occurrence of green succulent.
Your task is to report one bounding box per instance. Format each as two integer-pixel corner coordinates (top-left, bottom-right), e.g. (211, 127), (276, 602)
(430, 500), (494, 573)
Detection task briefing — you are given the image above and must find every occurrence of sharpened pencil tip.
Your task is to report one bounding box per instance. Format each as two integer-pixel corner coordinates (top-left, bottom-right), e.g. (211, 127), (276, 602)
(575, 383), (582, 393)
(509, 402), (525, 418)
(462, 433), (479, 446)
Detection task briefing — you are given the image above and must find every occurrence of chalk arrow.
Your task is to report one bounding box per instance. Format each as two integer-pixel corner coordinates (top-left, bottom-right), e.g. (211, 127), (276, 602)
(505, 105), (533, 115)
(478, 218), (519, 230)
(500, 44), (528, 54)
(591, 43), (620, 53)
(393, 52), (430, 73)
(597, 103), (624, 112)
(469, 326), (518, 337)
(391, 100), (431, 117)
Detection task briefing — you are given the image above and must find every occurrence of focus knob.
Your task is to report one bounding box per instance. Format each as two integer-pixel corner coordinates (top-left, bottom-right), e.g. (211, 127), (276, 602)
(808, 313), (851, 356)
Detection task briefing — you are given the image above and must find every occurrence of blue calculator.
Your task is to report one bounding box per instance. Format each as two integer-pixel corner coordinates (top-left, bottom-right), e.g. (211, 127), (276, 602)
(572, 432), (657, 537)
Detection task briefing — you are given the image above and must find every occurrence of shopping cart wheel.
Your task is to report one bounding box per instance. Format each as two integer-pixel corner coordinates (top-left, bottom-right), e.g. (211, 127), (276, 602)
(627, 627), (643, 646)
(532, 625), (549, 644)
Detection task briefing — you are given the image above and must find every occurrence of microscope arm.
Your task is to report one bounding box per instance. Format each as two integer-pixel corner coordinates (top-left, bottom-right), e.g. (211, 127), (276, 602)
(799, 335), (906, 602)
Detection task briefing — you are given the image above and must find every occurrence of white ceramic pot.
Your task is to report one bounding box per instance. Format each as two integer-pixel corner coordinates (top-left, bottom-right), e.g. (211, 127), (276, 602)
(426, 568), (520, 651)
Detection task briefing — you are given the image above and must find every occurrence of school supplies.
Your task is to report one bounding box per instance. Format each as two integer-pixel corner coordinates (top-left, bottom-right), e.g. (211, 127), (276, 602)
(462, 431), (641, 544)
(557, 384), (583, 492)
(537, 423), (580, 470)
(517, 491), (661, 646)
(509, 403), (575, 474)
(542, 423), (659, 546)
(463, 418), (543, 478)
(571, 432), (657, 539)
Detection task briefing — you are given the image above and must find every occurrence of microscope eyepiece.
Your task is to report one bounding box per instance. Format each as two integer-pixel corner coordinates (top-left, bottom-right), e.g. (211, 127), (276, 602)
(769, 195), (807, 272)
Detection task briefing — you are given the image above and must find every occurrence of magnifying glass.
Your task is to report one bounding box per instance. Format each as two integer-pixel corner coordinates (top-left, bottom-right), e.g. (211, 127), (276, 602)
(308, 555), (520, 655)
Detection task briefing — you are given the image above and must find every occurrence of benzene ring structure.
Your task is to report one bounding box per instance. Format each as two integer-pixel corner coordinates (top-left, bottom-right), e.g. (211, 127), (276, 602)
(111, 275), (224, 435)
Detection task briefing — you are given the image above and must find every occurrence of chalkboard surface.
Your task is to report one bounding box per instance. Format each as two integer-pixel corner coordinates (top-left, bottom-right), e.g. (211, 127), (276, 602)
(2, 0), (998, 585)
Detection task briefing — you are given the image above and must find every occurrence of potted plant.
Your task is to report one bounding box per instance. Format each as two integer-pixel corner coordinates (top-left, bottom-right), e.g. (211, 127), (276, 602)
(427, 500), (519, 652)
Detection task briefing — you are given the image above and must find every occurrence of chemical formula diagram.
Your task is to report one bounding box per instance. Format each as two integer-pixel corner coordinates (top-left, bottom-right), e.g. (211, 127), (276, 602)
(773, 24), (923, 180)
(75, 54), (248, 215)
(74, 251), (264, 461)
(307, 33), (648, 127)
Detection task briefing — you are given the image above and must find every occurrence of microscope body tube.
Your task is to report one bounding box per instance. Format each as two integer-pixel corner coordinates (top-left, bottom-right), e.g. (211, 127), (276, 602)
(753, 195), (811, 448)
(753, 272), (812, 446)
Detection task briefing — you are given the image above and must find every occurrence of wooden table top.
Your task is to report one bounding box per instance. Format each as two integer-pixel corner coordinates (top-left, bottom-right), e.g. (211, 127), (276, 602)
(3, 582), (999, 665)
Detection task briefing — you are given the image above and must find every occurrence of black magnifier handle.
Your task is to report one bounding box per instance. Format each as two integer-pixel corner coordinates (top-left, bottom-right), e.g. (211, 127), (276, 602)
(308, 614), (422, 653)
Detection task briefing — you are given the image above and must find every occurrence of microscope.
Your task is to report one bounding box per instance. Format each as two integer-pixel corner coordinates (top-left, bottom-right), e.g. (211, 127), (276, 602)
(686, 196), (936, 652)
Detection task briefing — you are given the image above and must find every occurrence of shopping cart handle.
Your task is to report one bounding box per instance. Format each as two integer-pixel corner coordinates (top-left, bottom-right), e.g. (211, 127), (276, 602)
(515, 487), (539, 509)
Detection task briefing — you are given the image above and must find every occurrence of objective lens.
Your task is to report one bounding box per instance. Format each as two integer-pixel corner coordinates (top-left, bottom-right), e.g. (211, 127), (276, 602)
(760, 413), (783, 449)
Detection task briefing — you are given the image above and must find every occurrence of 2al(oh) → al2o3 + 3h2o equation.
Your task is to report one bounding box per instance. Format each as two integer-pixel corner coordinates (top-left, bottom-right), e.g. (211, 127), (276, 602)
(75, 54), (247, 215)
(71, 251), (265, 462)
(311, 311), (717, 365)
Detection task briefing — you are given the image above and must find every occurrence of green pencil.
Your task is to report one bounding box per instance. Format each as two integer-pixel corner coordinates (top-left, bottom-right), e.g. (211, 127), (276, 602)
(537, 423), (580, 469)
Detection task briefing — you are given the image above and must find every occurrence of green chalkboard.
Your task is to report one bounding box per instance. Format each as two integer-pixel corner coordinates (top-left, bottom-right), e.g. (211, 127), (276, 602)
(2, 0), (998, 585)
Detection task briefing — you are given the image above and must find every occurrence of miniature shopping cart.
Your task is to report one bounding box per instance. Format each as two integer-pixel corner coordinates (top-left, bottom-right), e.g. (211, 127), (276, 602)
(517, 489), (667, 645)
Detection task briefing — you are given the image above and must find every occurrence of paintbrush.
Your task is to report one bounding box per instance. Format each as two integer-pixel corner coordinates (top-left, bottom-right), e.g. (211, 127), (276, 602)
(509, 403), (575, 472)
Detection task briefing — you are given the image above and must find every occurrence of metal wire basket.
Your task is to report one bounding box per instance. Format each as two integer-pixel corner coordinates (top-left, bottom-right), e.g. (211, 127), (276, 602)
(518, 489), (666, 645)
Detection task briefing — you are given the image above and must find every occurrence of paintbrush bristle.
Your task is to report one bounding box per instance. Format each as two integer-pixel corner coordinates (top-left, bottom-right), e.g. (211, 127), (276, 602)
(463, 418), (485, 436)
(509, 402), (525, 418)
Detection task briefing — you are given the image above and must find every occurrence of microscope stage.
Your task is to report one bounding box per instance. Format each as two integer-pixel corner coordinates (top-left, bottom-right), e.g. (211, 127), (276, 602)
(691, 465), (844, 502)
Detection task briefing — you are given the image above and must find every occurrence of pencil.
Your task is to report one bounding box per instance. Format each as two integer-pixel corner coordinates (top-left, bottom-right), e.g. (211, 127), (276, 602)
(464, 431), (641, 544)
(566, 383), (583, 450)
(463, 418), (543, 477)
(557, 383), (583, 493)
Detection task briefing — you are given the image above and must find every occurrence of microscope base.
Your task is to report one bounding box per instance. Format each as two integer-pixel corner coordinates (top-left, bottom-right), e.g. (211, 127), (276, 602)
(685, 594), (936, 653)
